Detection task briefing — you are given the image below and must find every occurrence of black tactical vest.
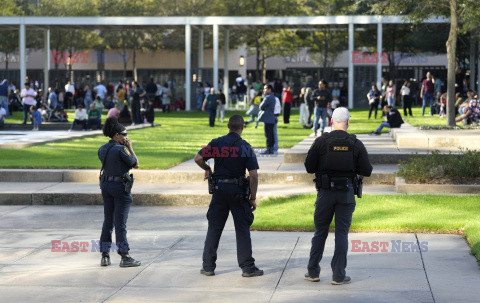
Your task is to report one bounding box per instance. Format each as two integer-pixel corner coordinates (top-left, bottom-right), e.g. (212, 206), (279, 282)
(323, 132), (357, 176)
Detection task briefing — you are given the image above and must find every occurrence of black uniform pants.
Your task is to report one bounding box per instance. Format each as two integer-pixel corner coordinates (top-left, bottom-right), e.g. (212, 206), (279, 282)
(203, 188), (256, 273)
(402, 95), (413, 117)
(100, 181), (132, 253)
(307, 185), (356, 281)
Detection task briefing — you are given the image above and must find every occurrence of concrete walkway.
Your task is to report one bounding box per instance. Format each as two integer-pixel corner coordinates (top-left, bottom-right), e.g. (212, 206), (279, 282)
(0, 205), (478, 303)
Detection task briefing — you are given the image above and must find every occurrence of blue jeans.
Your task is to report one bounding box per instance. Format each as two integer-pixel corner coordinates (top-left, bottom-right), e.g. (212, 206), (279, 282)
(0, 97), (8, 118)
(273, 118), (278, 152)
(314, 107), (328, 134)
(87, 118), (101, 130)
(0, 119), (4, 127)
(387, 96), (395, 107)
(375, 122), (391, 133)
(208, 108), (216, 127)
(422, 93), (434, 116)
(100, 181), (132, 253)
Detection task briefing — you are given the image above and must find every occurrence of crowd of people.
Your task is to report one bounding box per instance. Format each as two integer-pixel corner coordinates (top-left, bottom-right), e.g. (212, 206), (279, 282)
(366, 68), (479, 125)
(0, 77), (185, 131)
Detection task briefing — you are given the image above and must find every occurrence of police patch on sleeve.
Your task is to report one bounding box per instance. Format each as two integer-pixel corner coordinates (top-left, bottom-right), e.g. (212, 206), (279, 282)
(124, 147), (131, 156)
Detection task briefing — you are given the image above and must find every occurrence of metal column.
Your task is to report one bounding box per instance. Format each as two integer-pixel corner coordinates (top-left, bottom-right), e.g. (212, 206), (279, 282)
(19, 23), (26, 87)
(213, 23), (219, 92)
(198, 29), (204, 69)
(348, 23), (354, 109)
(224, 29), (230, 107)
(377, 21), (383, 90)
(44, 29), (50, 98)
(185, 24), (192, 111)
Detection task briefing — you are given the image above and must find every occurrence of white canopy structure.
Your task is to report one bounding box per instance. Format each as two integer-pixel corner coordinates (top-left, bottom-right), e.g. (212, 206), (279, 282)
(0, 16), (453, 110)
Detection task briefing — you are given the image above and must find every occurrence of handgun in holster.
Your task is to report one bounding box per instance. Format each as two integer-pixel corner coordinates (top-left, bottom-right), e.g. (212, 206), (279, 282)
(353, 175), (363, 198)
(122, 173), (134, 194)
(240, 176), (250, 200)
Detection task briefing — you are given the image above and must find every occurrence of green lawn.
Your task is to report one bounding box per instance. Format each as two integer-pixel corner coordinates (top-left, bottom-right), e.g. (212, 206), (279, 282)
(0, 107), (449, 169)
(0, 110), (312, 169)
(402, 107), (449, 127)
(252, 194), (480, 263)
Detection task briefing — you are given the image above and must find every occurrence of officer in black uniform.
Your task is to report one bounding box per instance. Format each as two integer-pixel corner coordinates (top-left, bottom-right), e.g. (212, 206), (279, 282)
(304, 107), (372, 285)
(194, 114), (263, 277)
(98, 116), (141, 267)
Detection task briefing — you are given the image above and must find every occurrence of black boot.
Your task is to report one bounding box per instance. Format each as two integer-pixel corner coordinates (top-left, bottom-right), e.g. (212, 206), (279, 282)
(101, 252), (111, 266)
(119, 252), (141, 267)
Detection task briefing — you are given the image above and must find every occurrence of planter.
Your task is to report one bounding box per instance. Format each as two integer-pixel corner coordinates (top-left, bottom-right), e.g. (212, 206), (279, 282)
(395, 177), (480, 194)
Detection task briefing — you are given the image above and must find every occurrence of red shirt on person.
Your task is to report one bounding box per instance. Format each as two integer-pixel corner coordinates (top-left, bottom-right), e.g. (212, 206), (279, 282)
(283, 90), (293, 104)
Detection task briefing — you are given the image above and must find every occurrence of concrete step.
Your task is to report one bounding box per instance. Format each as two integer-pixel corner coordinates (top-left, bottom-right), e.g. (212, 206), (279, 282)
(0, 182), (397, 206)
(283, 151), (431, 164)
(0, 165), (398, 185)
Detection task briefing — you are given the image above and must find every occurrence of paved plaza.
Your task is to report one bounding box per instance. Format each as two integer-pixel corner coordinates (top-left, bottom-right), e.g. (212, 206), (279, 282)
(0, 205), (479, 303)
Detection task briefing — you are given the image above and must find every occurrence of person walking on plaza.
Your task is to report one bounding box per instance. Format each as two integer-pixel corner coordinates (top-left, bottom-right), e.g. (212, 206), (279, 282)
(367, 85), (381, 119)
(194, 114), (263, 277)
(98, 116), (140, 268)
(312, 80), (332, 137)
(202, 87), (220, 127)
(304, 107), (372, 285)
(258, 85), (276, 154)
(305, 87), (314, 127)
(421, 72), (435, 116)
(20, 82), (36, 125)
(217, 89), (226, 123)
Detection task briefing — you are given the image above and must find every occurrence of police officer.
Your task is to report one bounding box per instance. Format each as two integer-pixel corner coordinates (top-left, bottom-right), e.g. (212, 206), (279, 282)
(194, 114), (263, 277)
(98, 116), (141, 267)
(304, 107), (372, 285)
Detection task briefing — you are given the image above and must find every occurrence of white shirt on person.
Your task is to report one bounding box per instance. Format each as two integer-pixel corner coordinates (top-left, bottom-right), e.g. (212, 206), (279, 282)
(65, 84), (75, 94)
(401, 86), (410, 96)
(20, 88), (36, 105)
(249, 88), (256, 100)
(74, 108), (87, 121)
(94, 84), (107, 99)
(274, 97), (281, 115)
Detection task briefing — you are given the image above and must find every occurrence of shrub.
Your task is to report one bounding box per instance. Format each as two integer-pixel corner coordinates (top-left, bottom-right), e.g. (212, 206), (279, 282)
(398, 150), (480, 184)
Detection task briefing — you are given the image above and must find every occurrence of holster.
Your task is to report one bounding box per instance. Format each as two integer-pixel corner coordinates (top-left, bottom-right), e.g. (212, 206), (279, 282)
(208, 175), (216, 194)
(122, 173), (134, 195)
(99, 172), (105, 189)
(239, 176), (250, 200)
(353, 175), (363, 198)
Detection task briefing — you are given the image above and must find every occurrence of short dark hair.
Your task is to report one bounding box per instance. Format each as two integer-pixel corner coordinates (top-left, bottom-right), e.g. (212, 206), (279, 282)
(319, 79), (328, 86)
(25, 82), (30, 87)
(264, 84), (273, 91)
(228, 114), (244, 131)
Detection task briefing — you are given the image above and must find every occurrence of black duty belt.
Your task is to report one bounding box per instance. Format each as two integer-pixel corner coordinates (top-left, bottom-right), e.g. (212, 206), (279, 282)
(216, 178), (240, 185)
(104, 176), (124, 182)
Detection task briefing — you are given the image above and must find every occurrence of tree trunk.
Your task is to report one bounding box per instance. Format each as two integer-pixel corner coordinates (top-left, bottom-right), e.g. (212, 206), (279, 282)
(261, 53), (267, 83)
(446, 0), (457, 127)
(5, 54), (9, 71)
(255, 40), (260, 81)
(323, 28), (328, 79)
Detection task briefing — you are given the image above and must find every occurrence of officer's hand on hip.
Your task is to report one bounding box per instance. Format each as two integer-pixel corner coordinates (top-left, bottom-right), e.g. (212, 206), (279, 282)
(249, 199), (257, 211)
(204, 169), (211, 181)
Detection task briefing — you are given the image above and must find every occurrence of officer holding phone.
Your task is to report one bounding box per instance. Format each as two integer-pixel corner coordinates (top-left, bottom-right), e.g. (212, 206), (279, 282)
(304, 107), (372, 285)
(98, 116), (140, 267)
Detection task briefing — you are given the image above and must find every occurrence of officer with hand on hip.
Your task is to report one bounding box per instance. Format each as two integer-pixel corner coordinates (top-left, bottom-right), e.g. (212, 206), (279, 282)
(304, 107), (372, 285)
(194, 114), (263, 277)
(98, 116), (141, 268)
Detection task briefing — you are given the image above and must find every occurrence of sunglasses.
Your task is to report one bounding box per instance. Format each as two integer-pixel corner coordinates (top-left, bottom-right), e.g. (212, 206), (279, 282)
(119, 132), (127, 137)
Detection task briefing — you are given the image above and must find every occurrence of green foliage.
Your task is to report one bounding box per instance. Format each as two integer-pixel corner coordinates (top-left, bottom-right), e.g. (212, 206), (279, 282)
(252, 193), (480, 261)
(397, 150), (480, 183)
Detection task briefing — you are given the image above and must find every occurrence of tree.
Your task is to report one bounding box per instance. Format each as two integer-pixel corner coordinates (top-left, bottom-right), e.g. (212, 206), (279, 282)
(367, 0), (480, 126)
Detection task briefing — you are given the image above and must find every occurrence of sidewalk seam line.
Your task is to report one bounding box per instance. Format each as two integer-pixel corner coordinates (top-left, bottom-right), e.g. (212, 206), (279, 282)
(415, 233), (436, 303)
(0, 205), (31, 219)
(101, 236), (185, 303)
(268, 236), (299, 303)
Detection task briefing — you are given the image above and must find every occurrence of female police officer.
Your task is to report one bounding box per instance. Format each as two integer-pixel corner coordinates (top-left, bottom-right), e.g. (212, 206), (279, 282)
(98, 116), (141, 267)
